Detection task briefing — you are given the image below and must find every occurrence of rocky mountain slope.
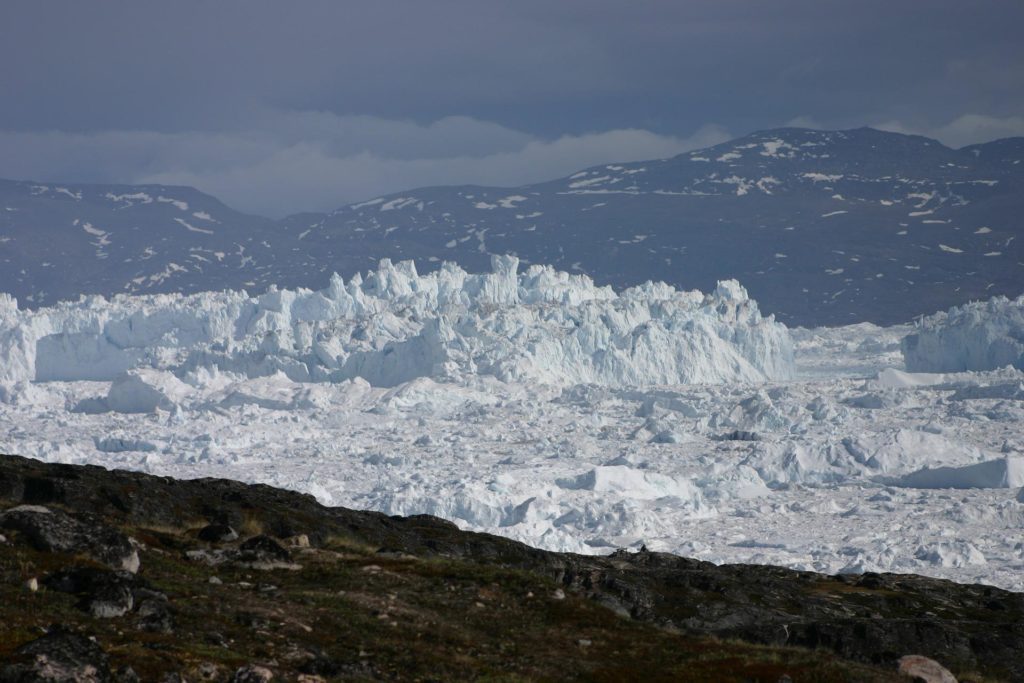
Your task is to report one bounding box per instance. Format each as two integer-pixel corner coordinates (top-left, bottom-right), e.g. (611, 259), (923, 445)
(1, 454), (1021, 681)
(277, 128), (1024, 327)
(3, 128), (1022, 326)
(0, 179), (278, 307)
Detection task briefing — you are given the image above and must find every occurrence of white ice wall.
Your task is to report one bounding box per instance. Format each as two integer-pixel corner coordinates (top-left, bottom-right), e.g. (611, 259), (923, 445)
(1, 255), (794, 388)
(902, 295), (1024, 373)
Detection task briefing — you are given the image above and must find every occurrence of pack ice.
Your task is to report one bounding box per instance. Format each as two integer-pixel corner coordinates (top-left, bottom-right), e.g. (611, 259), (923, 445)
(1, 258), (1022, 593)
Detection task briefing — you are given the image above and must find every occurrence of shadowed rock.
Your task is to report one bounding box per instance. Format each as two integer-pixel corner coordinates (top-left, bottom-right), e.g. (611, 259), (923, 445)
(0, 626), (112, 682)
(41, 568), (166, 622)
(197, 523), (238, 543)
(237, 535), (291, 563)
(45, 568), (136, 619)
(0, 505), (138, 572)
(230, 666), (273, 683)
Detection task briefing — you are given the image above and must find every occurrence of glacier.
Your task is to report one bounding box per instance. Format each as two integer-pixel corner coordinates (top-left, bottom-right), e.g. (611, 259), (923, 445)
(1, 259), (1023, 592)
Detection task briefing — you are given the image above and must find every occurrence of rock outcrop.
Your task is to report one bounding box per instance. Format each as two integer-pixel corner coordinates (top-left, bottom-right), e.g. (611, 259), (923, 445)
(1, 453), (1021, 681)
(0, 504), (139, 572)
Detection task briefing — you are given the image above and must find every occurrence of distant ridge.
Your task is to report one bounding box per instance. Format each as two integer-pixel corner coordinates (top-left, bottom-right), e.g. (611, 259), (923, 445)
(2, 127), (1022, 325)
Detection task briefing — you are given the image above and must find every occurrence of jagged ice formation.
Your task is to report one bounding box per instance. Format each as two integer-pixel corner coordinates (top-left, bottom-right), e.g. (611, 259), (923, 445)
(0, 255), (794, 390)
(902, 295), (1024, 373)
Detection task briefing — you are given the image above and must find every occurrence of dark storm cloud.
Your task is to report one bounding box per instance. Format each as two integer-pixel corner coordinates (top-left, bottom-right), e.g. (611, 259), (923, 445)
(1, 0), (1021, 215)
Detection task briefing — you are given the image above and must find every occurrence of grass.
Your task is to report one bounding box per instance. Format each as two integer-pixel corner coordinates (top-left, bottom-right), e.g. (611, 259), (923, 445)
(0, 518), (907, 682)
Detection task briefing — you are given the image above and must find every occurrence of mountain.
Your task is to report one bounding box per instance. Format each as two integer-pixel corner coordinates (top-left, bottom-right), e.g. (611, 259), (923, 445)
(274, 127), (1024, 326)
(3, 127), (1023, 325)
(0, 179), (284, 306)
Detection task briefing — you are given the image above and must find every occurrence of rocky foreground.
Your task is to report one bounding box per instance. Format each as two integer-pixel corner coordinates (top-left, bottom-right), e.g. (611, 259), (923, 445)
(1, 454), (1021, 682)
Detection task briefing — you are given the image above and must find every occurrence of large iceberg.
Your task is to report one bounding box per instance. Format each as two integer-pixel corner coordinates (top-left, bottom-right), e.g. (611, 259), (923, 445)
(0, 255), (793, 388)
(902, 295), (1024, 373)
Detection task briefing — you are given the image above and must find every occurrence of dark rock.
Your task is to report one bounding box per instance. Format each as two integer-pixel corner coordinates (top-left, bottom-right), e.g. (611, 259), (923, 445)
(44, 567), (138, 619)
(230, 665), (273, 682)
(113, 667), (140, 683)
(204, 632), (229, 648)
(0, 505), (139, 572)
(234, 611), (271, 630)
(185, 534), (297, 570)
(237, 535), (291, 563)
(85, 586), (133, 620)
(297, 649), (341, 677)
(0, 625), (112, 682)
(135, 589), (174, 634)
(197, 523), (238, 543)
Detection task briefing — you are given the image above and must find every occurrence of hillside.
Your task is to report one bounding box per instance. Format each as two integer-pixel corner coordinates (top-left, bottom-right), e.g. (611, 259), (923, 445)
(3, 454), (1021, 681)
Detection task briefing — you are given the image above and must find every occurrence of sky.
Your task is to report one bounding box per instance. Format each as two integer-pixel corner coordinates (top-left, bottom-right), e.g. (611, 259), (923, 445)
(1, 0), (1022, 217)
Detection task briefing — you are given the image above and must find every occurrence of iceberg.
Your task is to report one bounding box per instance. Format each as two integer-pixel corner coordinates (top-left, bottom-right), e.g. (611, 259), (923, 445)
(0, 256), (794, 388)
(902, 295), (1024, 373)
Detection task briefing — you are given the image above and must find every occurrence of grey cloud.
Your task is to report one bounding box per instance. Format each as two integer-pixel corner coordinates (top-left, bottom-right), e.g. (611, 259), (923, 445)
(135, 120), (731, 217)
(1, 0), (1021, 215)
(876, 114), (1024, 150)
(0, 114), (729, 217)
(2, 1), (1022, 136)
(248, 112), (536, 160)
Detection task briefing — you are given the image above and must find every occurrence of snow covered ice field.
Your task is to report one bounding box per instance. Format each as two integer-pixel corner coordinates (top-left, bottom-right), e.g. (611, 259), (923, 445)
(1, 256), (1022, 591)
